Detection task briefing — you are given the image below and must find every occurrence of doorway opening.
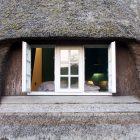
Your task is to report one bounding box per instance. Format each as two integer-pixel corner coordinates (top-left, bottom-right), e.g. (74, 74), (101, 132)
(85, 48), (108, 92)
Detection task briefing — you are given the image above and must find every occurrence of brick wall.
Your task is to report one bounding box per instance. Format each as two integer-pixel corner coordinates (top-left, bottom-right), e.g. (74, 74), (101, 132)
(3, 42), (23, 95)
(129, 43), (140, 97)
(0, 43), (10, 96)
(116, 42), (140, 96)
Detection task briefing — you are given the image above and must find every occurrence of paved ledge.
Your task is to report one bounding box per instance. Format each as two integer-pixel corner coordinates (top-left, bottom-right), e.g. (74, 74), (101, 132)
(0, 112), (140, 125)
(1, 104), (140, 113)
(0, 96), (140, 113)
(1, 96), (140, 104)
(0, 96), (140, 139)
(0, 112), (140, 140)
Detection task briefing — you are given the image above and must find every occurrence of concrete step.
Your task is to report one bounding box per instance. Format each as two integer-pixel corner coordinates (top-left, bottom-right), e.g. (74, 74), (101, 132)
(1, 103), (140, 113)
(0, 96), (140, 139)
(0, 96), (140, 113)
(0, 112), (140, 140)
(1, 96), (140, 104)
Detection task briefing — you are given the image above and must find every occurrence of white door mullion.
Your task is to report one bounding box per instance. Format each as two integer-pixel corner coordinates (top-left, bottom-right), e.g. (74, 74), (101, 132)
(55, 47), (60, 92)
(108, 41), (116, 93)
(68, 50), (70, 89)
(22, 41), (31, 93)
(80, 47), (84, 92)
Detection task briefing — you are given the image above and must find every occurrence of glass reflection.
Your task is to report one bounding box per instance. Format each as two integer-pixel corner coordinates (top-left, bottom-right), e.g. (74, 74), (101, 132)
(60, 77), (68, 88)
(61, 65), (68, 75)
(70, 63), (78, 75)
(71, 77), (78, 88)
(60, 50), (69, 64)
(70, 50), (79, 63)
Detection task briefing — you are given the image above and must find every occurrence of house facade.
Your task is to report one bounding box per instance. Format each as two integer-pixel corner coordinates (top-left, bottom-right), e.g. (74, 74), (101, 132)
(0, 0), (140, 139)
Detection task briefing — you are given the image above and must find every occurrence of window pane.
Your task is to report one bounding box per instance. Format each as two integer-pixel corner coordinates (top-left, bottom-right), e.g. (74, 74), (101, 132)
(71, 77), (78, 88)
(70, 50), (79, 63)
(61, 50), (69, 64)
(60, 77), (68, 88)
(70, 63), (78, 75)
(60, 65), (68, 75)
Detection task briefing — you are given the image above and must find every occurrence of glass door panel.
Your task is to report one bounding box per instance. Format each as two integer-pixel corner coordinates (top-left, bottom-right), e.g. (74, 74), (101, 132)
(60, 64), (69, 75)
(60, 77), (68, 88)
(60, 50), (69, 63)
(70, 63), (78, 75)
(70, 77), (78, 88)
(70, 50), (79, 63)
(60, 50), (69, 75)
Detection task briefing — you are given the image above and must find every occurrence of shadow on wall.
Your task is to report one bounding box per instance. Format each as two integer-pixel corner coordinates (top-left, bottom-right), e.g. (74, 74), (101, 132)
(0, 42), (11, 100)
(129, 43), (140, 97)
(2, 41), (22, 96)
(116, 42), (140, 97)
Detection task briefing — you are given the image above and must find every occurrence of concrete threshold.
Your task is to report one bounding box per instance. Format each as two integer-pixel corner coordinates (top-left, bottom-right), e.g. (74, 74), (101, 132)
(0, 96), (140, 113)
(0, 96), (140, 104)
(0, 103), (140, 113)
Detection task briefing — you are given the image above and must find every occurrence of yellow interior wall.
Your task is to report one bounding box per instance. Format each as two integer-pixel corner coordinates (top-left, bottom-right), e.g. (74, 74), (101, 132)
(31, 48), (42, 91)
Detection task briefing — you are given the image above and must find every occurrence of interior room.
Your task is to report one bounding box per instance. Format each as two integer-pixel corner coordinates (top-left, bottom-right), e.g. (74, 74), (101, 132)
(85, 48), (108, 92)
(31, 48), (54, 91)
(31, 47), (108, 92)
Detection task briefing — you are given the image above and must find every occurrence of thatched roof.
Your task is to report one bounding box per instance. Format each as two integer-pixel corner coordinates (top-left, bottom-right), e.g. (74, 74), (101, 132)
(0, 0), (140, 41)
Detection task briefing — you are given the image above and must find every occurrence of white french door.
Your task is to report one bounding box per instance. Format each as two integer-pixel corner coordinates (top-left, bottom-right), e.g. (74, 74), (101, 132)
(55, 47), (84, 93)
(22, 41), (31, 93)
(108, 41), (116, 93)
(22, 42), (116, 95)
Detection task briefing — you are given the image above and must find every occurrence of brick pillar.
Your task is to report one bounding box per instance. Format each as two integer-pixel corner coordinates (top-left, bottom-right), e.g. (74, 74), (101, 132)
(0, 43), (11, 96)
(129, 43), (140, 97)
(3, 42), (22, 96)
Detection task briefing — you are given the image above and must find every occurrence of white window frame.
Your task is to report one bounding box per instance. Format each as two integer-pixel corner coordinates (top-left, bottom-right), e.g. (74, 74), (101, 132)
(55, 47), (84, 93)
(108, 42), (116, 93)
(22, 42), (116, 95)
(22, 41), (31, 93)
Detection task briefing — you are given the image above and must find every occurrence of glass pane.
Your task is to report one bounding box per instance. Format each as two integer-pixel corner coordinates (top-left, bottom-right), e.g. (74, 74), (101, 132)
(60, 50), (69, 64)
(70, 63), (78, 75)
(60, 77), (68, 88)
(61, 64), (68, 75)
(60, 50), (69, 75)
(71, 77), (78, 88)
(70, 50), (79, 63)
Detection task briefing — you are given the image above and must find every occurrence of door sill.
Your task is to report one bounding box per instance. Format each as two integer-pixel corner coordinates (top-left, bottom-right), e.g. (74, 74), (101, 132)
(27, 92), (112, 96)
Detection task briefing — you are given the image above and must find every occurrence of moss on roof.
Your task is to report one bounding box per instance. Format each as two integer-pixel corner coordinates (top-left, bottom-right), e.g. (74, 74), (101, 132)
(0, 0), (140, 41)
